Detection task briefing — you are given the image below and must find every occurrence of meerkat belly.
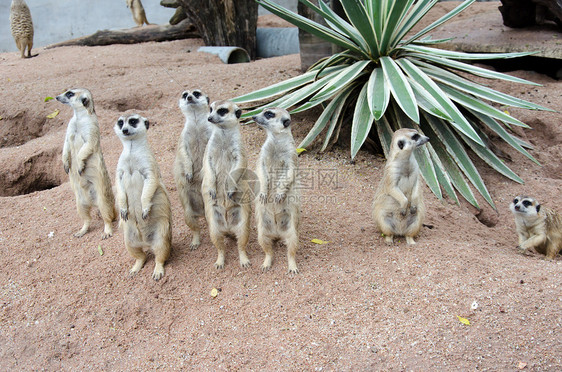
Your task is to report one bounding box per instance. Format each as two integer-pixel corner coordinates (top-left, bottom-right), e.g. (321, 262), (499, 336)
(123, 171), (145, 223)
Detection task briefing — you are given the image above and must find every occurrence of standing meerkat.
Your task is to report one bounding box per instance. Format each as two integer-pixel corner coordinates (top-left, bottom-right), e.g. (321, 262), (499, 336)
(10, 0), (34, 58)
(202, 100), (251, 269)
(372, 128), (429, 245)
(253, 108), (300, 273)
(510, 196), (562, 259)
(114, 114), (172, 280)
(126, 0), (152, 27)
(173, 89), (212, 250)
(56, 88), (116, 239)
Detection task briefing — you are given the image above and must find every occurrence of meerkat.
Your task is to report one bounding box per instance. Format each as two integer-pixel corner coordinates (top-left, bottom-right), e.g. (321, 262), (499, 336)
(56, 88), (116, 239)
(126, 0), (152, 27)
(10, 0), (34, 58)
(510, 196), (562, 259)
(114, 114), (172, 280)
(372, 128), (429, 245)
(253, 108), (300, 273)
(173, 89), (212, 250)
(202, 100), (251, 269)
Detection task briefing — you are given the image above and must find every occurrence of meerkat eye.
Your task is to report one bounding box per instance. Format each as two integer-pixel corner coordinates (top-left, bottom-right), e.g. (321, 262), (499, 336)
(217, 108), (229, 116)
(129, 118), (139, 128)
(522, 200), (532, 208)
(397, 140), (405, 150)
(193, 91), (201, 98)
(513, 198), (519, 204)
(412, 133), (420, 141)
(65, 91), (75, 98)
(117, 119), (124, 129)
(264, 111), (275, 119)
(182, 92), (188, 99)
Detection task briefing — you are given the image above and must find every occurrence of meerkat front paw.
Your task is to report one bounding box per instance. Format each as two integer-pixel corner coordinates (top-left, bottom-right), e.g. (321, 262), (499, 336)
(77, 162), (86, 176)
(227, 191), (236, 201)
(209, 189), (216, 200)
(275, 193), (286, 203)
(410, 205), (417, 215)
(258, 192), (268, 204)
(120, 208), (129, 221)
(400, 208), (407, 217)
(185, 172), (193, 183)
(142, 207), (151, 220)
(63, 163), (70, 174)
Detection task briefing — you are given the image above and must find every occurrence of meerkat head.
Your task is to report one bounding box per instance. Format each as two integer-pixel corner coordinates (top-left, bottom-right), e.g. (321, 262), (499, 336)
(252, 107), (291, 136)
(56, 88), (95, 115)
(391, 128), (429, 157)
(208, 100), (242, 129)
(114, 113), (149, 141)
(510, 195), (541, 218)
(179, 89), (209, 114)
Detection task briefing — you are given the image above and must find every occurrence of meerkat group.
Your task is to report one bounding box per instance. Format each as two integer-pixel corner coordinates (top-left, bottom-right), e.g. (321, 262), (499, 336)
(54, 86), (559, 280)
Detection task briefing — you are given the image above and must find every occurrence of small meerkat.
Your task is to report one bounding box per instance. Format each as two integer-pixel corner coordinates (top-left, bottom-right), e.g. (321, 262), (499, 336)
(10, 0), (34, 58)
(202, 100), (251, 269)
(510, 196), (562, 259)
(114, 114), (172, 280)
(126, 0), (152, 27)
(173, 89), (212, 250)
(56, 88), (116, 239)
(253, 108), (300, 273)
(372, 128), (429, 245)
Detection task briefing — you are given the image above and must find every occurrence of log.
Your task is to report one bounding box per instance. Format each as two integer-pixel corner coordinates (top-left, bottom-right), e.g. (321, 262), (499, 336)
(499, 0), (562, 28)
(176, 0), (258, 59)
(46, 20), (198, 49)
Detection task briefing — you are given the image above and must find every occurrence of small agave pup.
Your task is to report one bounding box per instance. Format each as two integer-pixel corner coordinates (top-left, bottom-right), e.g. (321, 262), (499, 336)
(510, 196), (562, 259)
(114, 114), (172, 280)
(253, 107), (301, 273)
(372, 128), (429, 245)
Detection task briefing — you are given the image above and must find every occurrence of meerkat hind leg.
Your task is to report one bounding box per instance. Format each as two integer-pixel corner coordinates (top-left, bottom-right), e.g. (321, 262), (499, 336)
(211, 233), (226, 269)
(285, 232), (299, 274)
(184, 212), (201, 250)
(258, 233), (275, 272)
(74, 202), (92, 237)
(236, 225), (251, 268)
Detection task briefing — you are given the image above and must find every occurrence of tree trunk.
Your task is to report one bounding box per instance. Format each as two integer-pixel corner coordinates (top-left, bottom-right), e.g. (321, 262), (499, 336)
(176, 0), (258, 59)
(46, 20), (198, 48)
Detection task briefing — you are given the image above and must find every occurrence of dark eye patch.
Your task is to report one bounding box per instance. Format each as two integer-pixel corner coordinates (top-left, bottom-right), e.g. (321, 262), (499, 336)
(513, 198), (519, 204)
(217, 108), (229, 116)
(193, 91), (201, 98)
(522, 200), (532, 207)
(412, 133), (420, 141)
(264, 111), (275, 119)
(117, 119), (124, 129)
(65, 91), (75, 98)
(182, 92), (188, 99)
(129, 118), (139, 127)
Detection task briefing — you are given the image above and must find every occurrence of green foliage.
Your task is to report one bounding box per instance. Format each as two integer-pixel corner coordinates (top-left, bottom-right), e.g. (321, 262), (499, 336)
(233, 0), (551, 209)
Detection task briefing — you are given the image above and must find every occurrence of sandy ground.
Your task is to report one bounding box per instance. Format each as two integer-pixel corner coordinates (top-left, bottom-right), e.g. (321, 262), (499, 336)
(1, 2), (561, 371)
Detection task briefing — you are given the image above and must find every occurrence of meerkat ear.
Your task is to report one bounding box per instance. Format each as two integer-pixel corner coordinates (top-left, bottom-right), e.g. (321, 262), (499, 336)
(282, 118), (291, 128)
(144, 118), (150, 130)
(235, 109), (242, 119)
(206, 96), (210, 105)
(81, 97), (89, 108)
(398, 140), (405, 150)
(536, 204), (541, 213)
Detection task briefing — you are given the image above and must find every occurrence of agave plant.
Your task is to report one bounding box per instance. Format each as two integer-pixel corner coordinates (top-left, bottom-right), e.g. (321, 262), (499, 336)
(232, 0), (551, 209)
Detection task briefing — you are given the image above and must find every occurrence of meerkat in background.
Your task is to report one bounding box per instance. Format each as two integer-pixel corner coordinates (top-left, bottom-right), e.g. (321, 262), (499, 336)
(10, 0), (34, 58)
(253, 108), (300, 273)
(56, 88), (116, 239)
(372, 128), (429, 245)
(202, 100), (251, 269)
(174, 89), (212, 250)
(126, 0), (152, 27)
(115, 114), (172, 280)
(510, 196), (562, 259)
